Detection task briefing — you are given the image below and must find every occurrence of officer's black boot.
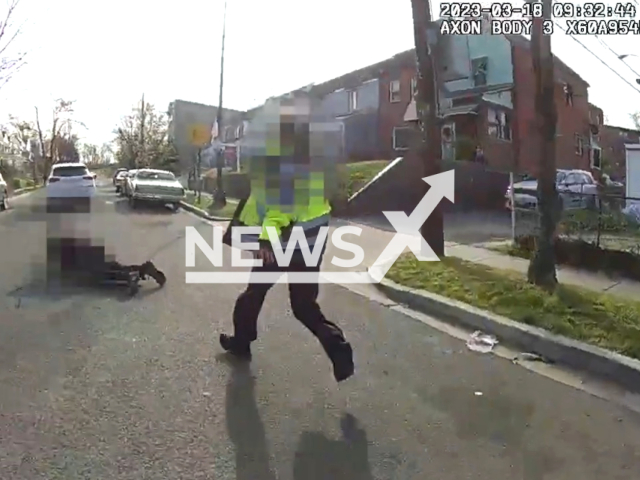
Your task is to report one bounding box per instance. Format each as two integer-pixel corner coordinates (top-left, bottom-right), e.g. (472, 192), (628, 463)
(329, 342), (354, 382)
(219, 334), (252, 360)
(140, 261), (166, 286)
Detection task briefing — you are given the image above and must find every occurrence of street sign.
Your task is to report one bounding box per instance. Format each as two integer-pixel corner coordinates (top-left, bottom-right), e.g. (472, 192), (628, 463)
(188, 124), (212, 147)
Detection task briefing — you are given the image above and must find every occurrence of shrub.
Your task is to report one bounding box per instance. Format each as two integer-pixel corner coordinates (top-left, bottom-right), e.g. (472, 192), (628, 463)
(514, 234), (640, 281)
(11, 178), (22, 190)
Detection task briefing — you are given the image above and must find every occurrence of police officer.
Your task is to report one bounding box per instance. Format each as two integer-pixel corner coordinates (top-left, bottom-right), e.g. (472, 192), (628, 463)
(219, 94), (354, 382)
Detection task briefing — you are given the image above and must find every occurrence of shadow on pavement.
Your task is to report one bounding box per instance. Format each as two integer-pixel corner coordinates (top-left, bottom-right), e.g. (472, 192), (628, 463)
(224, 358), (277, 480)
(222, 354), (373, 479)
(7, 267), (164, 304)
(293, 413), (373, 480)
(113, 199), (178, 216)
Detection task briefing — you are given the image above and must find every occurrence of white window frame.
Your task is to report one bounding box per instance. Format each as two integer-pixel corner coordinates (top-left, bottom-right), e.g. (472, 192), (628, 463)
(410, 78), (418, 98)
(591, 146), (602, 169)
(392, 126), (412, 151)
(487, 107), (511, 141)
(348, 89), (357, 112)
(389, 80), (401, 103)
(575, 134), (584, 156)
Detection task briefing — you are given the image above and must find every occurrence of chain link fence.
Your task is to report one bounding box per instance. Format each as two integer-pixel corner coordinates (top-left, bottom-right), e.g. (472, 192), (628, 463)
(509, 175), (640, 280)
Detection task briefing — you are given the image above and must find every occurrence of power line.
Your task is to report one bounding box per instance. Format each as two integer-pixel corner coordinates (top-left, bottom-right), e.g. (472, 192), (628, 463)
(554, 21), (640, 95)
(593, 35), (640, 79)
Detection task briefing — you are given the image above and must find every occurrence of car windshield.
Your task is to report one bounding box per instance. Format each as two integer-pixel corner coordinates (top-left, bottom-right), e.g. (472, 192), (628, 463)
(52, 166), (89, 177)
(116, 171), (128, 178)
(136, 171), (175, 181)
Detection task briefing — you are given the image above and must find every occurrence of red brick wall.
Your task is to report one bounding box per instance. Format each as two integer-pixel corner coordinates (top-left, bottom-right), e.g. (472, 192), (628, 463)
(512, 42), (591, 176)
(477, 103), (516, 172)
(554, 74), (591, 171)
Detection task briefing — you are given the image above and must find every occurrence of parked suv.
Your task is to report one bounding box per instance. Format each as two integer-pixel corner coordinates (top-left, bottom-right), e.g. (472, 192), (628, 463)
(505, 169), (600, 210)
(46, 163), (97, 212)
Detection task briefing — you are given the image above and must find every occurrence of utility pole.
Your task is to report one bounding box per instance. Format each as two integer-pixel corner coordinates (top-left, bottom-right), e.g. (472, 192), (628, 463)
(196, 148), (202, 203)
(138, 94), (146, 169)
(526, 0), (559, 289)
(410, 0), (445, 256)
(212, 0), (228, 209)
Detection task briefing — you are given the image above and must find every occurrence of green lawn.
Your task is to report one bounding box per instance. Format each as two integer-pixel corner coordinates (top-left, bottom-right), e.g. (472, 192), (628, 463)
(386, 254), (640, 359)
(183, 192), (238, 218)
(345, 160), (390, 197)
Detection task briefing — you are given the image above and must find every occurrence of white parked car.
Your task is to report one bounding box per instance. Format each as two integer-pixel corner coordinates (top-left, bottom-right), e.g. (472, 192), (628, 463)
(46, 163), (97, 211)
(0, 172), (7, 211)
(506, 169), (600, 210)
(127, 169), (185, 211)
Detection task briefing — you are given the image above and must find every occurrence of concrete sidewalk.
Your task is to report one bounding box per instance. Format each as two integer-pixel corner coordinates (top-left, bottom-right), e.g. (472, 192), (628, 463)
(337, 219), (640, 300)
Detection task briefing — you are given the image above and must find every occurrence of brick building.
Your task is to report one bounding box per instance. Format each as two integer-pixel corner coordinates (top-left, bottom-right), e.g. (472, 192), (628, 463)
(280, 34), (599, 176)
(509, 35), (595, 175)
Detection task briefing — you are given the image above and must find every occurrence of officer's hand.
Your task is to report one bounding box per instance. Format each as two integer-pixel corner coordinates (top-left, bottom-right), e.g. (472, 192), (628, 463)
(256, 246), (275, 264)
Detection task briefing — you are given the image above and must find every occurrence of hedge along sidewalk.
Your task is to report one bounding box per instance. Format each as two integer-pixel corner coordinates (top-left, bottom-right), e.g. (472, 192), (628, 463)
(449, 241), (639, 300)
(372, 254), (640, 393)
(10, 184), (43, 197)
(180, 191), (239, 221)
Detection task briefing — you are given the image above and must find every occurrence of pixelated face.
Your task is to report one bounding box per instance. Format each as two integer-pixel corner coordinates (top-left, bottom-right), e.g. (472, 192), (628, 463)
(244, 95), (343, 207)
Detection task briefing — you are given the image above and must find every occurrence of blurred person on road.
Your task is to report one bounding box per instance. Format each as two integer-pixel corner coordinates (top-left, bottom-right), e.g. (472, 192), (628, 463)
(219, 92), (354, 382)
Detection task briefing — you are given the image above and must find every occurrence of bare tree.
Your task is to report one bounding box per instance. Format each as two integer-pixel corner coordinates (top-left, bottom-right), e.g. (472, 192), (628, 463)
(0, 0), (27, 89)
(7, 115), (36, 181)
(34, 99), (85, 181)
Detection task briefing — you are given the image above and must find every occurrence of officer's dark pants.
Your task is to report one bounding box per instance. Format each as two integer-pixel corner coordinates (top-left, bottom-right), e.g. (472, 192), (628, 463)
(232, 247), (348, 355)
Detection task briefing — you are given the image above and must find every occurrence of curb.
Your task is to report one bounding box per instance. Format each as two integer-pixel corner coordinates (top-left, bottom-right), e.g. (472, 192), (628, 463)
(10, 186), (42, 197)
(368, 265), (640, 393)
(179, 200), (232, 222)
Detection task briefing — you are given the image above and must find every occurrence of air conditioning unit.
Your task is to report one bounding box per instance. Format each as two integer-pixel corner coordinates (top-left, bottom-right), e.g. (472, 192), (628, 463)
(441, 123), (455, 143)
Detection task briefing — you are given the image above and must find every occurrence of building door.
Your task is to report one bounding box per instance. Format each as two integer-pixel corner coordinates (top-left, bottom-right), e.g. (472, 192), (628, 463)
(627, 147), (640, 203)
(441, 123), (456, 161)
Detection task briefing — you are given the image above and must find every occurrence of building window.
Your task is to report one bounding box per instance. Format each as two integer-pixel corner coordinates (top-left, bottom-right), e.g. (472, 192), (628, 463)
(393, 127), (412, 150)
(224, 126), (234, 142)
(591, 147), (602, 169)
(471, 57), (488, 86)
(487, 108), (511, 141)
(563, 82), (574, 106)
(410, 77), (418, 98)
(348, 89), (357, 112)
(575, 134), (584, 156)
(389, 80), (401, 103)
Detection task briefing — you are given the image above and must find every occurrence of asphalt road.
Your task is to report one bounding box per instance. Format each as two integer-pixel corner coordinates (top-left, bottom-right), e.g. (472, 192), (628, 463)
(1, 183), (640, 479)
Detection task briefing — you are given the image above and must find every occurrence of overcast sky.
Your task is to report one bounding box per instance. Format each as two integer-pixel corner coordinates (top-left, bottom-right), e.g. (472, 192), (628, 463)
(1, 0), (639, 146)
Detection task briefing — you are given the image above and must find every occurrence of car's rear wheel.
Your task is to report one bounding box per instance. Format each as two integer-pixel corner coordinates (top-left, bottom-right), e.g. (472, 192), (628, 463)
(0, 195), (6, 211)
(172, 202), (180, 212)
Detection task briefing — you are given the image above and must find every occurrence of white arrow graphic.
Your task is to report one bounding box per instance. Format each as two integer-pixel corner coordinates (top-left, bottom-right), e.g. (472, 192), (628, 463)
(369, 169), (455, 283)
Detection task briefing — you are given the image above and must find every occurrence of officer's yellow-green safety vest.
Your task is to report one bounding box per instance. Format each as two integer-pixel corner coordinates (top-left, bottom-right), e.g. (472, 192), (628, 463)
(237, 172), (331, 248)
